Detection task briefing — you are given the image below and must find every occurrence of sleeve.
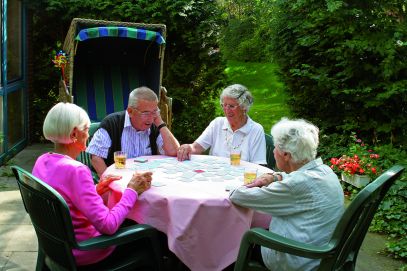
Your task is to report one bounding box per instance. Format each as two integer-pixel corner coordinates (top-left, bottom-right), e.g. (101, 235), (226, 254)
(156, 134), (165, 155)
(69, 165), (138, 235)
(229, 177), (300, 216)
(195, 119), (217, 150)
(86, 128), (111, 158)
(249, 125), (267, 164)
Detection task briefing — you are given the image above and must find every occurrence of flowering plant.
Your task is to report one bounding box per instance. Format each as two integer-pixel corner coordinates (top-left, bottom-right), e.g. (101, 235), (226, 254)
(330, 133), (381, 179)
(52, 50), (69, 87)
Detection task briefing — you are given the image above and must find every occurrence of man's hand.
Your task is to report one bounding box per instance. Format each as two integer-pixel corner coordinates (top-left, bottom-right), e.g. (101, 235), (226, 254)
(153, 109), (164, 127)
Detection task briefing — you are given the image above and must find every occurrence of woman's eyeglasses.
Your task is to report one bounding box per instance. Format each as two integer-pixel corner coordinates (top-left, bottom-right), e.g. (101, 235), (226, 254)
(220, 103), (239, 110)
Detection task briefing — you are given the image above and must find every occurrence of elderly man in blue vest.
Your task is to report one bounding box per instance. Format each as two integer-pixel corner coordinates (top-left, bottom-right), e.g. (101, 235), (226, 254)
(87, 86), (180, 177)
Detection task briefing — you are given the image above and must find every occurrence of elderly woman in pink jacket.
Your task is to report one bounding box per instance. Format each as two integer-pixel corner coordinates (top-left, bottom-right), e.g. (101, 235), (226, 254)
(32, 102), (151, 266)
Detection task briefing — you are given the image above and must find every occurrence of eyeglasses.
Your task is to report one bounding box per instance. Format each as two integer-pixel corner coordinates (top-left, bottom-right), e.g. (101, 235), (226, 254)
(133, 107), (160, 118)
(220, 103), (239, 110)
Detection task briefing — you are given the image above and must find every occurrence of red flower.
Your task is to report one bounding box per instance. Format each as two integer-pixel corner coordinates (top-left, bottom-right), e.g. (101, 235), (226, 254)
(329, 133), (382, 179)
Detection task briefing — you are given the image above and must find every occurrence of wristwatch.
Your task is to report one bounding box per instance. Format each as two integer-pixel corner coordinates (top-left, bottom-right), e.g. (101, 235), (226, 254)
(157, 122), (167, 131)
(273, 172), (282, 182)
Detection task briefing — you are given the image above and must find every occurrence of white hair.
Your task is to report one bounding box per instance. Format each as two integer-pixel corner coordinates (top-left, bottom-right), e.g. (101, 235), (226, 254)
(271, 118), (319, 164)
(128, 86), (158, 108)
(43, 102), (90, 144)
(220, 84), (254, 112)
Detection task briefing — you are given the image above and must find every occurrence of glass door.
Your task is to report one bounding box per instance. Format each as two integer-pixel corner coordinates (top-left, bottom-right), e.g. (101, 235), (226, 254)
(0, 0), (27, 162)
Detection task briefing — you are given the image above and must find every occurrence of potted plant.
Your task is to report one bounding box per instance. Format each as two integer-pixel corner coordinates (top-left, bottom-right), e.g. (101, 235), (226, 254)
(330, 133), (381, 188)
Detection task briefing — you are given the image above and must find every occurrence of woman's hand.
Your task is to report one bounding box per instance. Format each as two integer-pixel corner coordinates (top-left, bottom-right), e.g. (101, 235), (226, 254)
(245, 173), (274, 188)
(127, 171), (153, 195)
(177, 144), (192, 161)
(96, 174), (122, 195)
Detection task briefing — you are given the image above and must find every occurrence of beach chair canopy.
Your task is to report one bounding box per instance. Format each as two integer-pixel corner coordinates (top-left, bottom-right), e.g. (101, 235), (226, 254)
(75, 26), (166, 45)
(59, 18), (168, 123)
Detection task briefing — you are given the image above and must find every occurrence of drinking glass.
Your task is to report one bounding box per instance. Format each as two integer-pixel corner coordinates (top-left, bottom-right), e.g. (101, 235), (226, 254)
(230, 150), (241, 166)
(114, 151), (127, 169)
(244, 167), (257, 185)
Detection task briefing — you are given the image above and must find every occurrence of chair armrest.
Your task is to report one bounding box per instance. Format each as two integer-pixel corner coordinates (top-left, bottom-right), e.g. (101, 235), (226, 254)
(242, 228), (336, 259)
(76, 224), (159, 250)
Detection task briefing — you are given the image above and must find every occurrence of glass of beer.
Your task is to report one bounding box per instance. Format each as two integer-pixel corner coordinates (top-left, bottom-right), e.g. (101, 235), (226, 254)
(114, 151), (127, 169)
(230, 150), (241, 166)
(244, 167), (257, 185)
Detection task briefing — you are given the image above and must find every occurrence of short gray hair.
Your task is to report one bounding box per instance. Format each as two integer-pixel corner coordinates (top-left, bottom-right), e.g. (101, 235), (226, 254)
(128, 86), (158, 108)
(220, 84), (254, 112)
(43, 102), (90, 144)
(271, 118), (319, 164)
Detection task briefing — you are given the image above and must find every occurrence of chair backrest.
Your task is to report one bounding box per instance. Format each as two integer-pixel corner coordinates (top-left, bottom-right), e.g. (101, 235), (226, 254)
(77, 121), (100, 182)
(265, 134), (276, 170)
(11, 165), (80, 270)
(59, 18), (167, 123)
(319, 165), (405, 270)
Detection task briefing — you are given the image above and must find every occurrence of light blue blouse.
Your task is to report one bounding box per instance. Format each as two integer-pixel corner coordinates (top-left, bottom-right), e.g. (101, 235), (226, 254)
(230, 158), (344, 271)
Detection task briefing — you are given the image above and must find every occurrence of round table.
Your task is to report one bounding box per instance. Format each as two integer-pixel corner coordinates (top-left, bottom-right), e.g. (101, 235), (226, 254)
(105, 155), (272, 271)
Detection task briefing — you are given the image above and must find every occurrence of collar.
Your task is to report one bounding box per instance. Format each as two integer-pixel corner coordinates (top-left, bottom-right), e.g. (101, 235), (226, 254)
(297, 157), (323, 171)
(222, 116), (253, 135)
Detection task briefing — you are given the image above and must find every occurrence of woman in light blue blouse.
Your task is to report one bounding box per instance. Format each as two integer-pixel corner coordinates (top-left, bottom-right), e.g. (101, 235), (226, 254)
(230, 118), (344, 271)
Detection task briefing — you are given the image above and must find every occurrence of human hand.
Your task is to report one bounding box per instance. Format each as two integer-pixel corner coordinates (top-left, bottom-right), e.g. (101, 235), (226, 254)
(127, 171), (153, 195)
(153, 109), (164, 127)
(96, 174), (122, 195)
(245, 173), (273, 188)
(177, 144), (192, 161)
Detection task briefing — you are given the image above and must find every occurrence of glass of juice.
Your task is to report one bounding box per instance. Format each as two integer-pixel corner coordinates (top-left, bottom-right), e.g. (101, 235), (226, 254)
(230, 150), (241, 166)
(114, 151), (127, 169)
(244, 167), (257, 185)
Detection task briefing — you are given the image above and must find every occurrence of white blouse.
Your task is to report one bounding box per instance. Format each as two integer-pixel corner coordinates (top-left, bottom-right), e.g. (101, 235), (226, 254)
(195, 117), (266, 164)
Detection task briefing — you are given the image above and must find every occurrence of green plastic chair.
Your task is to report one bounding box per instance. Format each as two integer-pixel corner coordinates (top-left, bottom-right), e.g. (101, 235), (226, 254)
(265, 134), (276, 170)
(11, 165), (163, 271)
(77, 121), (100, 183)
(234, 165), (405, 271)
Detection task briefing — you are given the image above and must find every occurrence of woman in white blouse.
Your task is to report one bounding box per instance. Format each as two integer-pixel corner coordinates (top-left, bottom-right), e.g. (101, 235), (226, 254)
(177, 84), (266, 164)
(230, 118), (344, 271)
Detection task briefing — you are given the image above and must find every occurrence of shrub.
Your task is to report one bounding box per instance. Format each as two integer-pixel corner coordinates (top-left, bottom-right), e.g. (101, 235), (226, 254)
(270, 0), (407, 145)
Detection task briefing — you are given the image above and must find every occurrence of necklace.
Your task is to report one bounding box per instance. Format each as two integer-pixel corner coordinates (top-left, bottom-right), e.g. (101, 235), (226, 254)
(225, 130), (247, 150)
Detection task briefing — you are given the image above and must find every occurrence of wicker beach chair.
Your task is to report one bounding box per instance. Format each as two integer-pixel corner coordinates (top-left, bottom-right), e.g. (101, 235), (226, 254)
(58, 18), (172, 129)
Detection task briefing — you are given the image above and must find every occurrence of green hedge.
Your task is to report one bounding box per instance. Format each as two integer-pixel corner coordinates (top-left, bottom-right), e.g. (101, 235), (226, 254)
(270, 0), (407, 145)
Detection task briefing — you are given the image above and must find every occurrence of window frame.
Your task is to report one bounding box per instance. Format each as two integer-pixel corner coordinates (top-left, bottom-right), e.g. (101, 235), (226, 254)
(0, 0), (28, 163)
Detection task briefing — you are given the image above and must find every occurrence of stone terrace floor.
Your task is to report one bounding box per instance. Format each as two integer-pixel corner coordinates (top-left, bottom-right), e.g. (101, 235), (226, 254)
(0, 144), (404, 270)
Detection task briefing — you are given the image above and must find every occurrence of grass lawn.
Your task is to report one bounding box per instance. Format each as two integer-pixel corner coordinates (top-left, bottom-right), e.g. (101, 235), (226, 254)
(224, 60), (291, 133)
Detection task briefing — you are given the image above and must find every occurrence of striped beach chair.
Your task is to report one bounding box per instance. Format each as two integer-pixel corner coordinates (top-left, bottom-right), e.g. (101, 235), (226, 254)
(58, 18), (172, 127)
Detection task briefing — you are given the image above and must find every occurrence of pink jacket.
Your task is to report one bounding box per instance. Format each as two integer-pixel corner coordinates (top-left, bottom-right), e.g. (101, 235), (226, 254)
(32, 152), (137, 266)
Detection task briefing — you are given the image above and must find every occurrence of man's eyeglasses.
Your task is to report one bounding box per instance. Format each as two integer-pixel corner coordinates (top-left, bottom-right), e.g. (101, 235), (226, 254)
(133, 107), (160, 118)
(220, 103), (239, 110)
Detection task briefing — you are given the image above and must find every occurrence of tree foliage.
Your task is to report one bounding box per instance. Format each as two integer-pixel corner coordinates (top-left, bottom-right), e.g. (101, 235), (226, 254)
(219, 0), (275, 62)
(270, 0), (407, 145)
(27, 0), (227, 143)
